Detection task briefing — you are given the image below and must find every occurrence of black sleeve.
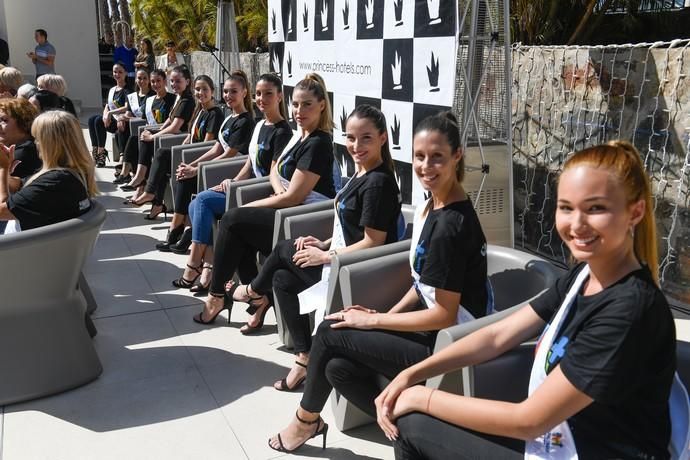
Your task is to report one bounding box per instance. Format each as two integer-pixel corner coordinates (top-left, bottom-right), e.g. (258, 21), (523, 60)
(295, 135), (332, 176)
(359, 173), (400, 232)
(171, 96), (196, 124)
(559, 290), (661, 403)
(226, 116), (254, 153)
(530, 265), (583, 323)
(205, 108), (225, 139)
(419, 213), (468, 293)
(271, 125), (294, 161)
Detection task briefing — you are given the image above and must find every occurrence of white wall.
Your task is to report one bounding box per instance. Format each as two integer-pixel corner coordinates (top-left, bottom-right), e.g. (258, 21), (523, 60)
(1, 0), (101, 109)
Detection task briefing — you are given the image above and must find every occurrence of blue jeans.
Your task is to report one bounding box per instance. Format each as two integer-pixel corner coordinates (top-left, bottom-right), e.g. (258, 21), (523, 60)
(188, 189), (227, 245)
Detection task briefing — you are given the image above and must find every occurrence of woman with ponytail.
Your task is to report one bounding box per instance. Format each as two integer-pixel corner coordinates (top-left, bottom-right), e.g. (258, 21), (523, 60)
(171, 72), (291, 291)
(377, 140), (679, 460)
(192, 72), (337, 329)
(266, 111), (489, 454)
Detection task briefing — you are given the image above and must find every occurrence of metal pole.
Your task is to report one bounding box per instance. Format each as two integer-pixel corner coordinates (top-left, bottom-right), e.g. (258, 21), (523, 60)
(504, 0), (514, 248)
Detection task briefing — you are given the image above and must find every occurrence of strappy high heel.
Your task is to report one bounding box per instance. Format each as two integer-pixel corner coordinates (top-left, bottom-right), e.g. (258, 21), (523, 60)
(192, 291), (232, 325)
(120, 179), (146, 192)
(156, 224), (184, 251)
(274, 360), (307, 392)
(172, 264), (202, 289)
(95, 149), (109, 168)
(190, 264), (212, 294)
(240, 302), (272, 335)
(268, 411), (328, 453)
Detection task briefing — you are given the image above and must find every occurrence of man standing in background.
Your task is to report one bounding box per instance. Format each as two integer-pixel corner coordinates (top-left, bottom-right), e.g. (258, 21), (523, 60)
(27, 29), (56, 79)
(0, 37), (8, 66)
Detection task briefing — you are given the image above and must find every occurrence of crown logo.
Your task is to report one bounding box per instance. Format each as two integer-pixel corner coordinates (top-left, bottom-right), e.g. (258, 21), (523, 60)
(320, 1), (329, 31)
(271, 10), (277, 33)
(393, 0), (403, 26)
(286, 94), (294, 121)
(427, 0), (441, 25)
(303, 3), (309, 32)
(427, 51), (440, 92)
(365, 0), (375, 29)
(287, 6), (293, 34)
(391, 50), (402, 90)
(340, 107), (348, 135)
(287, 52), (293, 77)
(342, 1), (350, 30)
(391, 115), (401, 149)
(271, 50), (281, 77)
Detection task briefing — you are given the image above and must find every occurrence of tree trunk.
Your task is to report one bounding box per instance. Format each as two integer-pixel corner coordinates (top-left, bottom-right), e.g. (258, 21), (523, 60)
(108, 0), (122, 45)
(118, 0), (132, 38)
(99, 0), (113, 44)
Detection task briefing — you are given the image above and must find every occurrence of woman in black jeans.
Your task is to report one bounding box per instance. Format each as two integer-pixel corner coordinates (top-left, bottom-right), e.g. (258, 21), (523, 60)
(267, 112), (489, 454)
(120, 65), (195, 200)
(118, 69), (177, 202)
(231, 105), (401, 389)
(192, 73), (337, 326)
(160, 70), (256, 253)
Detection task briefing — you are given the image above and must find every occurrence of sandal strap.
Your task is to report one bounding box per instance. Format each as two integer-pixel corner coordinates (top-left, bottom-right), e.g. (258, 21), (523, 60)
(295, 360), (308, 369)
(294, 410), (320, 425)
(186, 263), (202, 274)
(209, 291), (225, 299)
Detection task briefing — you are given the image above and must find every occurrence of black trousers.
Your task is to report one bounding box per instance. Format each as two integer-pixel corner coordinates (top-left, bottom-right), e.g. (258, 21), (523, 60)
(394, 413), (524, 460)
(137, 139), (155, 168)
(299, 320), (437, 415)
(144, 147), (171, 205)
(209, 207), (278, 296)
(123, 134), (139, 165)
(87, 114), (117, 148)
(114, 123), (130, 157)
(252, 239), (323, 353)
(173, 177), (197, 215)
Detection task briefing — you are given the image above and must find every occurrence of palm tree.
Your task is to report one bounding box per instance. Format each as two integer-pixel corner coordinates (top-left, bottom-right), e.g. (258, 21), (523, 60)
(97, 0), (113, 43)
(234, 0), (269, 50)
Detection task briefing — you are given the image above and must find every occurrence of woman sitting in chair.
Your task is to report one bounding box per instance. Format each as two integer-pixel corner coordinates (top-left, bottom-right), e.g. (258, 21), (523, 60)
(377, 141), (679, 460)
(157, 70), (256, 253)
(172, 73), (292, 290)
(267, 111), (489, 453)
(231, 104), (402, 389)
(191, 73), (337, 328)
(0, 110), (98, 231)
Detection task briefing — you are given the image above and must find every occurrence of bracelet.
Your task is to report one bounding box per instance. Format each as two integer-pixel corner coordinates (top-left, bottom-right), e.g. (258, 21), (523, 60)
(328, 249), (337, 257)
(426, 388), (436, 414)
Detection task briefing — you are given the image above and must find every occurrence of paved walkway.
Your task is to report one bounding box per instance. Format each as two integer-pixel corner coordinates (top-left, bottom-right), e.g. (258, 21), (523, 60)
(0, 127), (392, 460)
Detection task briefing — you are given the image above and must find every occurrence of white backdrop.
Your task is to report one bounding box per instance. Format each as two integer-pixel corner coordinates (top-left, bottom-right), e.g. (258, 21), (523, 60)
(269, 0), (458, 204)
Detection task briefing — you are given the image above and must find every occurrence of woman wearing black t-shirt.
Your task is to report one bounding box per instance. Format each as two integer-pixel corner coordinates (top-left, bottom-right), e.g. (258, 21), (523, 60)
(0, 98), (40, 182)
(267, 112), (489, 454)
(0, 110), (98, 231)
(377, 141), (679, 460)
(159, 70), (257, 253)
(113, 68), (155, 183)
(192, 73), (336, 326)
(132, 75), (223, 246)
(88, 62), (130, 167)
(172, 73), (290, 291)
(120, 65), (195, 201)
(231, 105), (401, 391)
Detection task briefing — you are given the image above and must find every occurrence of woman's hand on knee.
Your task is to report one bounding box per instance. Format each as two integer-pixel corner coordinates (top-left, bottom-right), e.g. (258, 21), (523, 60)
(293, 246), (328, 267)
(326, 306), (378, 329)
(376, 372), (423, 440)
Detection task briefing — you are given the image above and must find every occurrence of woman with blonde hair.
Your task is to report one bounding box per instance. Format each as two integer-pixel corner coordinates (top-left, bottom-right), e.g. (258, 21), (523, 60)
(0, 67), (23, 97)
(36, 73), (76, 116)
(0, 110), (98, 231)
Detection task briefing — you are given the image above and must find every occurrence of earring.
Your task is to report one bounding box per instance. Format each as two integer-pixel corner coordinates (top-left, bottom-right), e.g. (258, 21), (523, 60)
(629, 226), (635, 239)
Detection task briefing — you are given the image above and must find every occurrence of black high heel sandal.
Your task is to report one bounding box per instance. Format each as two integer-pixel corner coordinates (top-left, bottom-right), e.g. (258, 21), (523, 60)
(172, 264), (202, 289)
(120, 179), (146, 192)
(240, 302), (272, 335)
(268, 411), (328, 453)
(156, 224), (184, 251)
(192, 283), (239, 325)
(170, 227), (193, 254)
(190, 264), (212, 294)
(95, 149), (109, 168)
(274, 361), (307, 392)
(144, 203), (167, 220)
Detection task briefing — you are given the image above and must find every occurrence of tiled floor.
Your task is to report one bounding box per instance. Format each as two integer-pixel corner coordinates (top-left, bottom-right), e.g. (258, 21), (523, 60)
(0, 126), (393, 460)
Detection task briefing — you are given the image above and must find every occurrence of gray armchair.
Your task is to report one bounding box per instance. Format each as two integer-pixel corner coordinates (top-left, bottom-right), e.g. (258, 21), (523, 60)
(0, 201), (106, 405)
(167, 142), (216, 211)
(198, 157), (247, 190)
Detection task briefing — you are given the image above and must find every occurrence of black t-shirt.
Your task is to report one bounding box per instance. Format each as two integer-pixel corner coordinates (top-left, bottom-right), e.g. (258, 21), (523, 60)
(337, 163), (401, 246)
(12, 139), (41, 179)
(170, 92), (196, 132)
(191, 106), (224, 143)
(531, 264), (675, 459)
(110, 86), (130, 110)
(132, 90), (155, 115)
(220, 111), (256, 155)
(253, 120), (292, 177)
(277, 130), (335, 199)
(148, 93), (177, 123)
(413, 200), (488, 319)
(7, 169), (90, 231)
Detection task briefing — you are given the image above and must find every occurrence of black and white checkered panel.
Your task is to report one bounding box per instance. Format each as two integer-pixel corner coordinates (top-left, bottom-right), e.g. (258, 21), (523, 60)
(268, 0), (458, 204)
